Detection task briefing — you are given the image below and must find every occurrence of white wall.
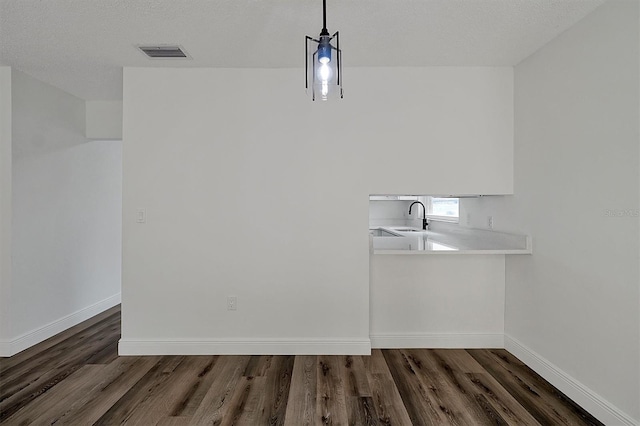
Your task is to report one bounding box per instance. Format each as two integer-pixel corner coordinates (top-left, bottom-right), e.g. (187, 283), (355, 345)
(462, 2), (639, 424)
(0, 67), (12, 346)
(5, 69), (122, 355)
(86, 100), (123, 140)
(120, 66), (513, 355)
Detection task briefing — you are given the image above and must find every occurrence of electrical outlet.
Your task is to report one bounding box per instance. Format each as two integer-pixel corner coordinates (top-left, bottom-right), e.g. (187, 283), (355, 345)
(466, 213), (471, 226)
(488, 216), (494, 230)
(227, 296), (237, 311)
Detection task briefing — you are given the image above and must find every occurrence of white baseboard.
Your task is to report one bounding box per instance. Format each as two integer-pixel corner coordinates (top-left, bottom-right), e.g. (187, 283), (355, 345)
(505, 335), (637, 426)
(118, 338), (371, 356)
(370, 333), (504, 349)
(0, 340), (10, 356)
(0, 293), (121, 357)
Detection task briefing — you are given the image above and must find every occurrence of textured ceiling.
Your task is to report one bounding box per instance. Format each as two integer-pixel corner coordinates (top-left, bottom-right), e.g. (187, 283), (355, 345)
(0, 0), (606, 100)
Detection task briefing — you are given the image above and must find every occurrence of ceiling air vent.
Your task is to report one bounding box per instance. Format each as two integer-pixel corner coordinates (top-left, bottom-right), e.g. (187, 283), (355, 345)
(138, 45), (190, 59)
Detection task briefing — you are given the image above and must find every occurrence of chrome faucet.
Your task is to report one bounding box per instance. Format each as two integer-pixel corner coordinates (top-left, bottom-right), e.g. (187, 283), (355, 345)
(409, 201), (428, 230)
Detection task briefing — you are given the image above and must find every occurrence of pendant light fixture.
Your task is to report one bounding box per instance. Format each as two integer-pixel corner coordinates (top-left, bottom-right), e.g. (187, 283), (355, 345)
(305, 0), (343, 101)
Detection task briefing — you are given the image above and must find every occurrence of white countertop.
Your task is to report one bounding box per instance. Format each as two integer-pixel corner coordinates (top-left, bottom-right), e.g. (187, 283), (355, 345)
(370, 226), (532, 255)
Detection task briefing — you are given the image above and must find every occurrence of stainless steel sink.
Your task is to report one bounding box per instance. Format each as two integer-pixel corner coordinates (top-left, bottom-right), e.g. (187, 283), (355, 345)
(369, 229), (402, 237)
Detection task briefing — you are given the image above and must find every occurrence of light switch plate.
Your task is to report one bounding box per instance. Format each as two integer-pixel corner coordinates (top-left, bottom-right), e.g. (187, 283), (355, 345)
(136, 209), (146, 223)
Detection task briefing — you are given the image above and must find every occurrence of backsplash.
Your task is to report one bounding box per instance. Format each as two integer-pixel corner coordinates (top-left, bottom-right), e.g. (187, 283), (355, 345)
(369, 200), (424, 228)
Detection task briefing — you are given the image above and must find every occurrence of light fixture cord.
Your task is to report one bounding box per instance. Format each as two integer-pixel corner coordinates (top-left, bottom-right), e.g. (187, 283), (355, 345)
(322, 0), (327, 32)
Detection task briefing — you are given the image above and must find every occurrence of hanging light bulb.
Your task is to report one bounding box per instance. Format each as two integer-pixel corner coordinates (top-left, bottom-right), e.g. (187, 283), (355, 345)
(305, 0), (343, 101)
(318, 64), (331, 98)
(318, 61), (331, 83)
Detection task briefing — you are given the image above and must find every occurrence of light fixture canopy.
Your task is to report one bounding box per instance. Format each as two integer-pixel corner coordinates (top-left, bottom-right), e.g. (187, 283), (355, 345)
(305, 0), (343, 101)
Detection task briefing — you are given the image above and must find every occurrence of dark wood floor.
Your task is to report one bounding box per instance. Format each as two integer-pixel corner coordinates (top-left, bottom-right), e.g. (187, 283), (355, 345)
(0, 306), (602, 425)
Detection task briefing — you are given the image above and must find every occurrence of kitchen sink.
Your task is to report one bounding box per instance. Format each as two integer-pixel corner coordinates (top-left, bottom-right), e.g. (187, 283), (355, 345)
(369, 228), (402, 237)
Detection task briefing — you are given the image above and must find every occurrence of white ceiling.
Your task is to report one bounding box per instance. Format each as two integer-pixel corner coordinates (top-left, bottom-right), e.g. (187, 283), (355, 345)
(0, 0), (606, 101)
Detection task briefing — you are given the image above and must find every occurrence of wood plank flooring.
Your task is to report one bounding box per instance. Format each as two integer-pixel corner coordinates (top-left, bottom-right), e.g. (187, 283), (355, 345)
(0, 306), (603, 425)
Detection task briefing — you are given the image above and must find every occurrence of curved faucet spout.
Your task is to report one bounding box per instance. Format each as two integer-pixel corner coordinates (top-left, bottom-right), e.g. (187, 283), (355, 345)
(408, 201), (425, 216)
(409, 201), (428, 230)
